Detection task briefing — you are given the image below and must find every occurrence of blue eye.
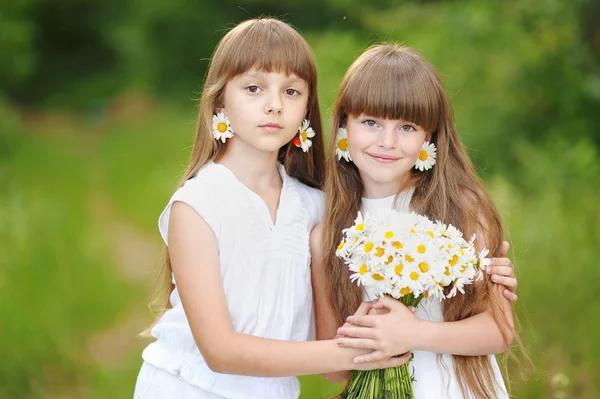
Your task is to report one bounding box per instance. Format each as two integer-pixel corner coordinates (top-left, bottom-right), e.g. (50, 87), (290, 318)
(363, 119), (378, 127)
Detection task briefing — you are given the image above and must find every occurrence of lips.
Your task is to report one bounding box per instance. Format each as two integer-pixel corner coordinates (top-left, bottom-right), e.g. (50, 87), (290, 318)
(367, 152), (401, 163)
(260, 123), (283, 129)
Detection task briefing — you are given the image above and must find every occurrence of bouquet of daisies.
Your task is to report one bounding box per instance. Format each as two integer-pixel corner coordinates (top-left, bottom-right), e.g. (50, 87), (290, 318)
(336, 209), (490, 399)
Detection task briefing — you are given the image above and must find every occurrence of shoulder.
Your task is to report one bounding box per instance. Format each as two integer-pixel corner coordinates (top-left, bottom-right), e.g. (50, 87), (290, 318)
(158, 163), (226, 245)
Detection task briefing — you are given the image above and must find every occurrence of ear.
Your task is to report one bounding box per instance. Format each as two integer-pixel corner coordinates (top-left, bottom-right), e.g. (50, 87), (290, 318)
(426, 131), (433, 142)
(214, 106), (224, 115)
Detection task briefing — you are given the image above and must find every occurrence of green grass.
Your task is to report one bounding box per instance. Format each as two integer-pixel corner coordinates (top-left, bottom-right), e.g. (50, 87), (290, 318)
(0, 129), (139, 398)
(2, 106), (599, 397)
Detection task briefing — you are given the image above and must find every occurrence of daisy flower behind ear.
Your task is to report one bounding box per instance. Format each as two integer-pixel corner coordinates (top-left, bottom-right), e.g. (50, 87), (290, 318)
(292, 119), (315, 152)
(415, 141), (437, 171)
(335, 127), (351, 162)
(212, 113), (234, 143)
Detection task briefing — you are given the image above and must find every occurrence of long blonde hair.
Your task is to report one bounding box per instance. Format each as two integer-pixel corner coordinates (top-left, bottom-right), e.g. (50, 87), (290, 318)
(145, 17), (325, 332)
(322, 44), (516, 398)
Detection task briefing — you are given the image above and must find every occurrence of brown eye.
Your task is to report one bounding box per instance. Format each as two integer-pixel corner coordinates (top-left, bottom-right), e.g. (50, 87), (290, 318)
(285, 88), (299, 96)
(246, 85), (260, 93)
(401, 124), (416, 132)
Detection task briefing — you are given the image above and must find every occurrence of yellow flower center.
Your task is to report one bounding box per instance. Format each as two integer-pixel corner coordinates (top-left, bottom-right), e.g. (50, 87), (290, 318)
(217, 122), (228, 133)
(375, 247), (385, 257)
(301, 130), (308, 141)
(355, 223), (365, 231)
(337, 241), (345, 250)
(384, 231), (394, 239)
(417, 244), (426, 253)
(444, 267), (451, 276)
(410, 227), (416, 234)
(449, 255), (459, 266)
(419, 149), (428, 161)
(395, 264), (404, 276)
(400, 287), (411, 296)
(372, 273), (384, 281)
(359, 264), (368, 275)
(427, 231), (434, 238)
(392, 241), (403, 249)
(410, 271), (420, 281)
(460, 265), (467, 273)
(337, 138), (348, 151)
(419, 262), (429, 273)
(405, 254), (414, 263)
(364, 242), (374, 252)
(385, 256), (393, 265)
(423, 291), (429, 298)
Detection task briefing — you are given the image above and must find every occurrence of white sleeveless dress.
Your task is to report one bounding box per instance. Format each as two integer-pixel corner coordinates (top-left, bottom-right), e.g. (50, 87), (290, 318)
(361, 190), (508, 399)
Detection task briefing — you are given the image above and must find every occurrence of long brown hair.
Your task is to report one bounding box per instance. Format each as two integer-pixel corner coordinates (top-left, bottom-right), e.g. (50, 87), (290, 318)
(144, 17), (325, 332)
(322, 44), (516, 398)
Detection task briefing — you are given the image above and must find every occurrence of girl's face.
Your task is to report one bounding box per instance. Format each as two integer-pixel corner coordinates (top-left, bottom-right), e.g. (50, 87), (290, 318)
(220, 69), (309, 156)
(346, 113), (430, 198)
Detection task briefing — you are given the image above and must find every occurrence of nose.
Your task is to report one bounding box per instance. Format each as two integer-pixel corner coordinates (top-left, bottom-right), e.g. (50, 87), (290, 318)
(264, 90), (283, 114)
(378, 127), (397, 149)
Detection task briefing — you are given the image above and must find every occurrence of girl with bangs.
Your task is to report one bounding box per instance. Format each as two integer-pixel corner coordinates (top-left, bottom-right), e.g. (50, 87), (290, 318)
(134, 20), (409, 399)
(312, 44), (520, 398)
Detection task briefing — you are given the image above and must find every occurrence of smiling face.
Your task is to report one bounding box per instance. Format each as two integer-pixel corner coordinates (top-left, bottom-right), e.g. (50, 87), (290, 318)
(345, 113), (429, 198)
(220, 69), (310, 156)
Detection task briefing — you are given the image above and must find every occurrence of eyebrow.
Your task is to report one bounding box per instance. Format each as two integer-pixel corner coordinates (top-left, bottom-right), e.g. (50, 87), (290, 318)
(241, 72), (306, 85)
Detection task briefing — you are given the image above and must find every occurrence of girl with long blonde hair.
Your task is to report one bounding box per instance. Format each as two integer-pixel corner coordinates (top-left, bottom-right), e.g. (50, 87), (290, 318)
(134, 20), (409, 399)
(312, 44), (519, 398)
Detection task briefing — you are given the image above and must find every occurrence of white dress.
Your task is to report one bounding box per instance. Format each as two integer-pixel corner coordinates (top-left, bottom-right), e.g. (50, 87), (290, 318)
(134, 161), (325, 399)
(361, 190), (508, 399)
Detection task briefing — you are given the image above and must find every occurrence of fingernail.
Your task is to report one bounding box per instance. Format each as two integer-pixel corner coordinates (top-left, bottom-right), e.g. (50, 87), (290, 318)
(353, 358), (360, 364)
(337, 328), (343, 335)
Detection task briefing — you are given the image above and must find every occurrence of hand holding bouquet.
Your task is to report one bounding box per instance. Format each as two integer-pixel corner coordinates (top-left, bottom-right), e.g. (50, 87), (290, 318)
(336, 209), (490, 399)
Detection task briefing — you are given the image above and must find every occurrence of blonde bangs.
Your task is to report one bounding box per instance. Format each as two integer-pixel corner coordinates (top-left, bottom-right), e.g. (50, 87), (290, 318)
(340, 45), (442, 132)
(214, 19), (317, 88)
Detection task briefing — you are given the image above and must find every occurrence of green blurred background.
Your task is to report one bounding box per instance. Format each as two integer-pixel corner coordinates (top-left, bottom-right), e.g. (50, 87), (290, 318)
(1, 0), (599, 398)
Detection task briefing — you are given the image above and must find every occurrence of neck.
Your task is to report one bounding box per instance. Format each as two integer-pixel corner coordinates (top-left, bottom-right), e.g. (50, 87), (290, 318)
(217, 140), (281, 190)
(361, 174), (411, 199)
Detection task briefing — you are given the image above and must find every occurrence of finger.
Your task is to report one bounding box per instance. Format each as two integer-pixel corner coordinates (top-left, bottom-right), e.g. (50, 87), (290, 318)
(337, 325), (378, 339)
(372, 296), (402, 311)
(346, 315), (378, 327)
(353, 351), (387, 365)
(486, 266), (514, 277)
(354, 301), (374, 317)
(354, 351), (411, 369)
(368, 306), (389, 316)
(489, 257), (512, 267)
(336, 337), (378, 350)
(501, 241), (510, 257)
(491, 275), (517, 289)
(504, 289), (518, 303)
(409, 306), (416, 313)
(381, 352), (411, 368)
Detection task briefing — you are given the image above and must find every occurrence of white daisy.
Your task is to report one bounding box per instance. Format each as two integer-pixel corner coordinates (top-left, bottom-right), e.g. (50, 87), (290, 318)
(294, 119), (315, 152)
(212, 113), (234, 143)
(335, 127), (352, 162)
(414, 141), (437, 171)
